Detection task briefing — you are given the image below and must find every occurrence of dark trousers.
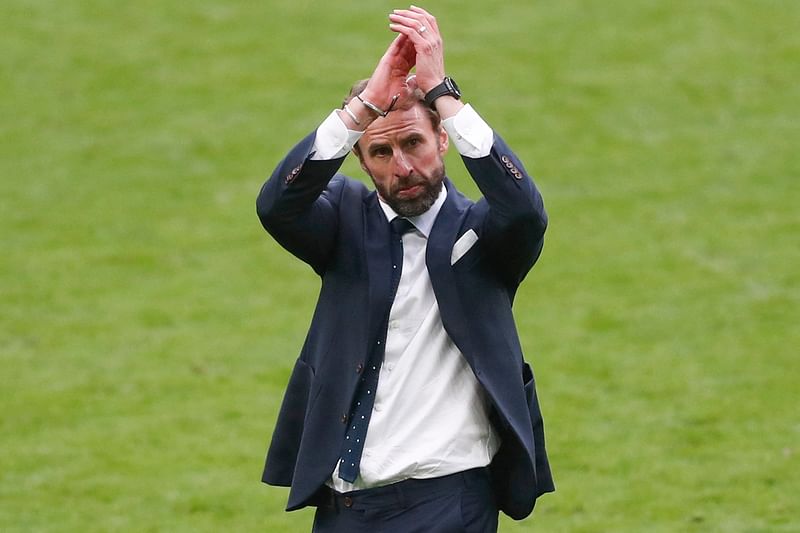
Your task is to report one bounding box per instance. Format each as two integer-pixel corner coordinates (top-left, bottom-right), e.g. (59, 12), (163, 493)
(311, 468), (498, 533)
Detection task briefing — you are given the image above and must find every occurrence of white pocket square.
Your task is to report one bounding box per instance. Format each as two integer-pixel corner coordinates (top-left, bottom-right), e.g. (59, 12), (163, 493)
(451, 229), (479, 265)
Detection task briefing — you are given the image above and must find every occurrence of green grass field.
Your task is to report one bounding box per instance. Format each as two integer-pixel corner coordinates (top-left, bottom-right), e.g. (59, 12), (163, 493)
(2, 0), (798, 531)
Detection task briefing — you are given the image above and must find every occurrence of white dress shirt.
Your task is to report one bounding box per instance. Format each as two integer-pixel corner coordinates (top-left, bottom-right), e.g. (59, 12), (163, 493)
(310, 104), (500, 491)
(311, 103), (493, 160)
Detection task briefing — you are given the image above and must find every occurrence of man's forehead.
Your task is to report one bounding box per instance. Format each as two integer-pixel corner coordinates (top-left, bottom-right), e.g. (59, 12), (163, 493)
(362, 105), (431, 143)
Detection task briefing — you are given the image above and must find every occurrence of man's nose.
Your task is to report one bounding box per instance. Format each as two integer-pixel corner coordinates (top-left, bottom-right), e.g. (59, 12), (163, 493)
(394, 152), (414, 177)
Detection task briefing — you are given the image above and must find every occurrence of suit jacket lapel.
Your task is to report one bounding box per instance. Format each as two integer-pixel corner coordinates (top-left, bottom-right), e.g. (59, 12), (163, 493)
(364, 194), (393, 346)
(426, 179), (475, 365)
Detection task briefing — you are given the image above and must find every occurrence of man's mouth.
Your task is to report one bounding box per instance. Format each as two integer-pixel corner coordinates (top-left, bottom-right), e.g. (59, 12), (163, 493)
(396, 183), (424, 199)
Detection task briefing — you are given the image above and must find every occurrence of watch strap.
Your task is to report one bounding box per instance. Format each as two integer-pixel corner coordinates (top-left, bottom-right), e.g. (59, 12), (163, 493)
(424, 77), (461, 108)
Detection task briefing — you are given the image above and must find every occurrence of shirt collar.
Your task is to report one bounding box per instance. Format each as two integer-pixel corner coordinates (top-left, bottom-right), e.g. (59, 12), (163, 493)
(378, 185), (447, 238)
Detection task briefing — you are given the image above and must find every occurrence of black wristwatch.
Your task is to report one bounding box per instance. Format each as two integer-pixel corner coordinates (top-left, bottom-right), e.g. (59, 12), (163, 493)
(424, 76), (461, 108)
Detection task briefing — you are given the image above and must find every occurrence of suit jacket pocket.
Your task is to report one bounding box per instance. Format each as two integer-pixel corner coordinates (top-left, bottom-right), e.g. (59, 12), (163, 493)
(451, 229), (479, 265)
(522, 362), (542, 427)
(263, 358), (317, 485)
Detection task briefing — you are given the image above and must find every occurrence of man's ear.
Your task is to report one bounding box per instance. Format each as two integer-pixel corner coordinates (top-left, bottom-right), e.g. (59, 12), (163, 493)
(439, 127), (449, 155)
(353, 148), (370, 175)
(351, 143), (366, 171)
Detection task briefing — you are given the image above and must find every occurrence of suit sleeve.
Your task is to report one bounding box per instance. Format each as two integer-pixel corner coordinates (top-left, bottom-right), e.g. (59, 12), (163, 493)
(256, 131), (348, 275)
(461, 133), (548, 287)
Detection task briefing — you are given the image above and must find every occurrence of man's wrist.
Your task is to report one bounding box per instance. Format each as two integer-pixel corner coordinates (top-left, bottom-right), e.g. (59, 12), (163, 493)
(312, 110), (364, 160)
(356, 93), (398, 118)
(432, 95), (464, 120)
(423, 76), (463, 119)
(338, 98), (377, 131)
(424, 76), (461, 107)
(356, 89), (397, 116)
(441, 103), (493, 158)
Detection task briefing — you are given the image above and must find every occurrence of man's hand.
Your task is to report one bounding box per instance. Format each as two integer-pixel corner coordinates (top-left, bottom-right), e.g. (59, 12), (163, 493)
(339, 5), (460, 130)
(360, 33), (417, 112)
(388, 6), (445, 94)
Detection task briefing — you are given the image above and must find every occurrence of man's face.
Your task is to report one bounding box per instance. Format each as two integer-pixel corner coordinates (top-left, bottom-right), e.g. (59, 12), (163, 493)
(357, 104), (448, 217)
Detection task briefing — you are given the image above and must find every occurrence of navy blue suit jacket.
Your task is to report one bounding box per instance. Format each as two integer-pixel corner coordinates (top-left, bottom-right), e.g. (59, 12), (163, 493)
(256, 129), (554, 520)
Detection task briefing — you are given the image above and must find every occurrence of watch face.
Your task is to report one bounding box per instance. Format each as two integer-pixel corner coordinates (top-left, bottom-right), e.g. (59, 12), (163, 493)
(445, 77), (461, 97)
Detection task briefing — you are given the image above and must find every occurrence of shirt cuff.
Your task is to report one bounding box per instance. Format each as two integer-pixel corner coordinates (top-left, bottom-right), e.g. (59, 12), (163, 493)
(441, 104), (494, 159)
(310, 110), (364, 160)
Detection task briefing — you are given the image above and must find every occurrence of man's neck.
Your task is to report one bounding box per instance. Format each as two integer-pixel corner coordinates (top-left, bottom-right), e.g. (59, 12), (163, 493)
(378, 184), (448, 238)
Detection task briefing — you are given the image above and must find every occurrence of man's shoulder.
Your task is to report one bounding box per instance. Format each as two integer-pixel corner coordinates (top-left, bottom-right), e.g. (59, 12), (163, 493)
(328, 174), (373, 199)
(444, 178), (480, 213)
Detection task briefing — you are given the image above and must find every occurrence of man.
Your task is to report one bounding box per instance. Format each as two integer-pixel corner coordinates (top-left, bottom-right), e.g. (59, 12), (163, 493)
(256, 6), (554, 532)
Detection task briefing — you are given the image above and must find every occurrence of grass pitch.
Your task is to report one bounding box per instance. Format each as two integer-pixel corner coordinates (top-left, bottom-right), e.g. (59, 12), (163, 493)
(1, 1), (798, 531)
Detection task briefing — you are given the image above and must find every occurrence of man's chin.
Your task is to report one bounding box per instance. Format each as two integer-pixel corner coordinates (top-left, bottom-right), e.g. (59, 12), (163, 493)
(383, 174), (444, 217)
(390, 195), (435, 217)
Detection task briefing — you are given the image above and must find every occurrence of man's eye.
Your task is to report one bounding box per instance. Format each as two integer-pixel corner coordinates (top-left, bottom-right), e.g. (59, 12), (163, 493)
(374, 147), (391, 157)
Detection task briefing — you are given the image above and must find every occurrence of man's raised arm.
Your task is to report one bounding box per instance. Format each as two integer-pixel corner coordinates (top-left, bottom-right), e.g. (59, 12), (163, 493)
(256, 33), (418, 272)
(390, 6), (547, 284)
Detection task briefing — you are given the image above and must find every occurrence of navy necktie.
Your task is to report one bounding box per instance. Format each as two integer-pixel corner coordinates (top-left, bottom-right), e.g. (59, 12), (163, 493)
(338, 217), (415, 483)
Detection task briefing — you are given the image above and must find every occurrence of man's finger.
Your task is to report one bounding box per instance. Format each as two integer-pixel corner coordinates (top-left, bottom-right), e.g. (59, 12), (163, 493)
(389, 11), (435, 37)
(390, 12), (426, 32)
(398, 6), (439, 33)
(377, 34), (413, 73)
(389, 20), (432, 46)
(398, 36), (417, 66)
(384, 33), (407, 57)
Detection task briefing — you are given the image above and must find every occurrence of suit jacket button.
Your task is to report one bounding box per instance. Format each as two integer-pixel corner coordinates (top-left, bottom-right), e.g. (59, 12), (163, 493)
(501, 155), (510, 164)
(285, 165), (302, 184)
(340, 414), (348, 424)
(343, 496), (353, 508)
(356, 363), (364, 374)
